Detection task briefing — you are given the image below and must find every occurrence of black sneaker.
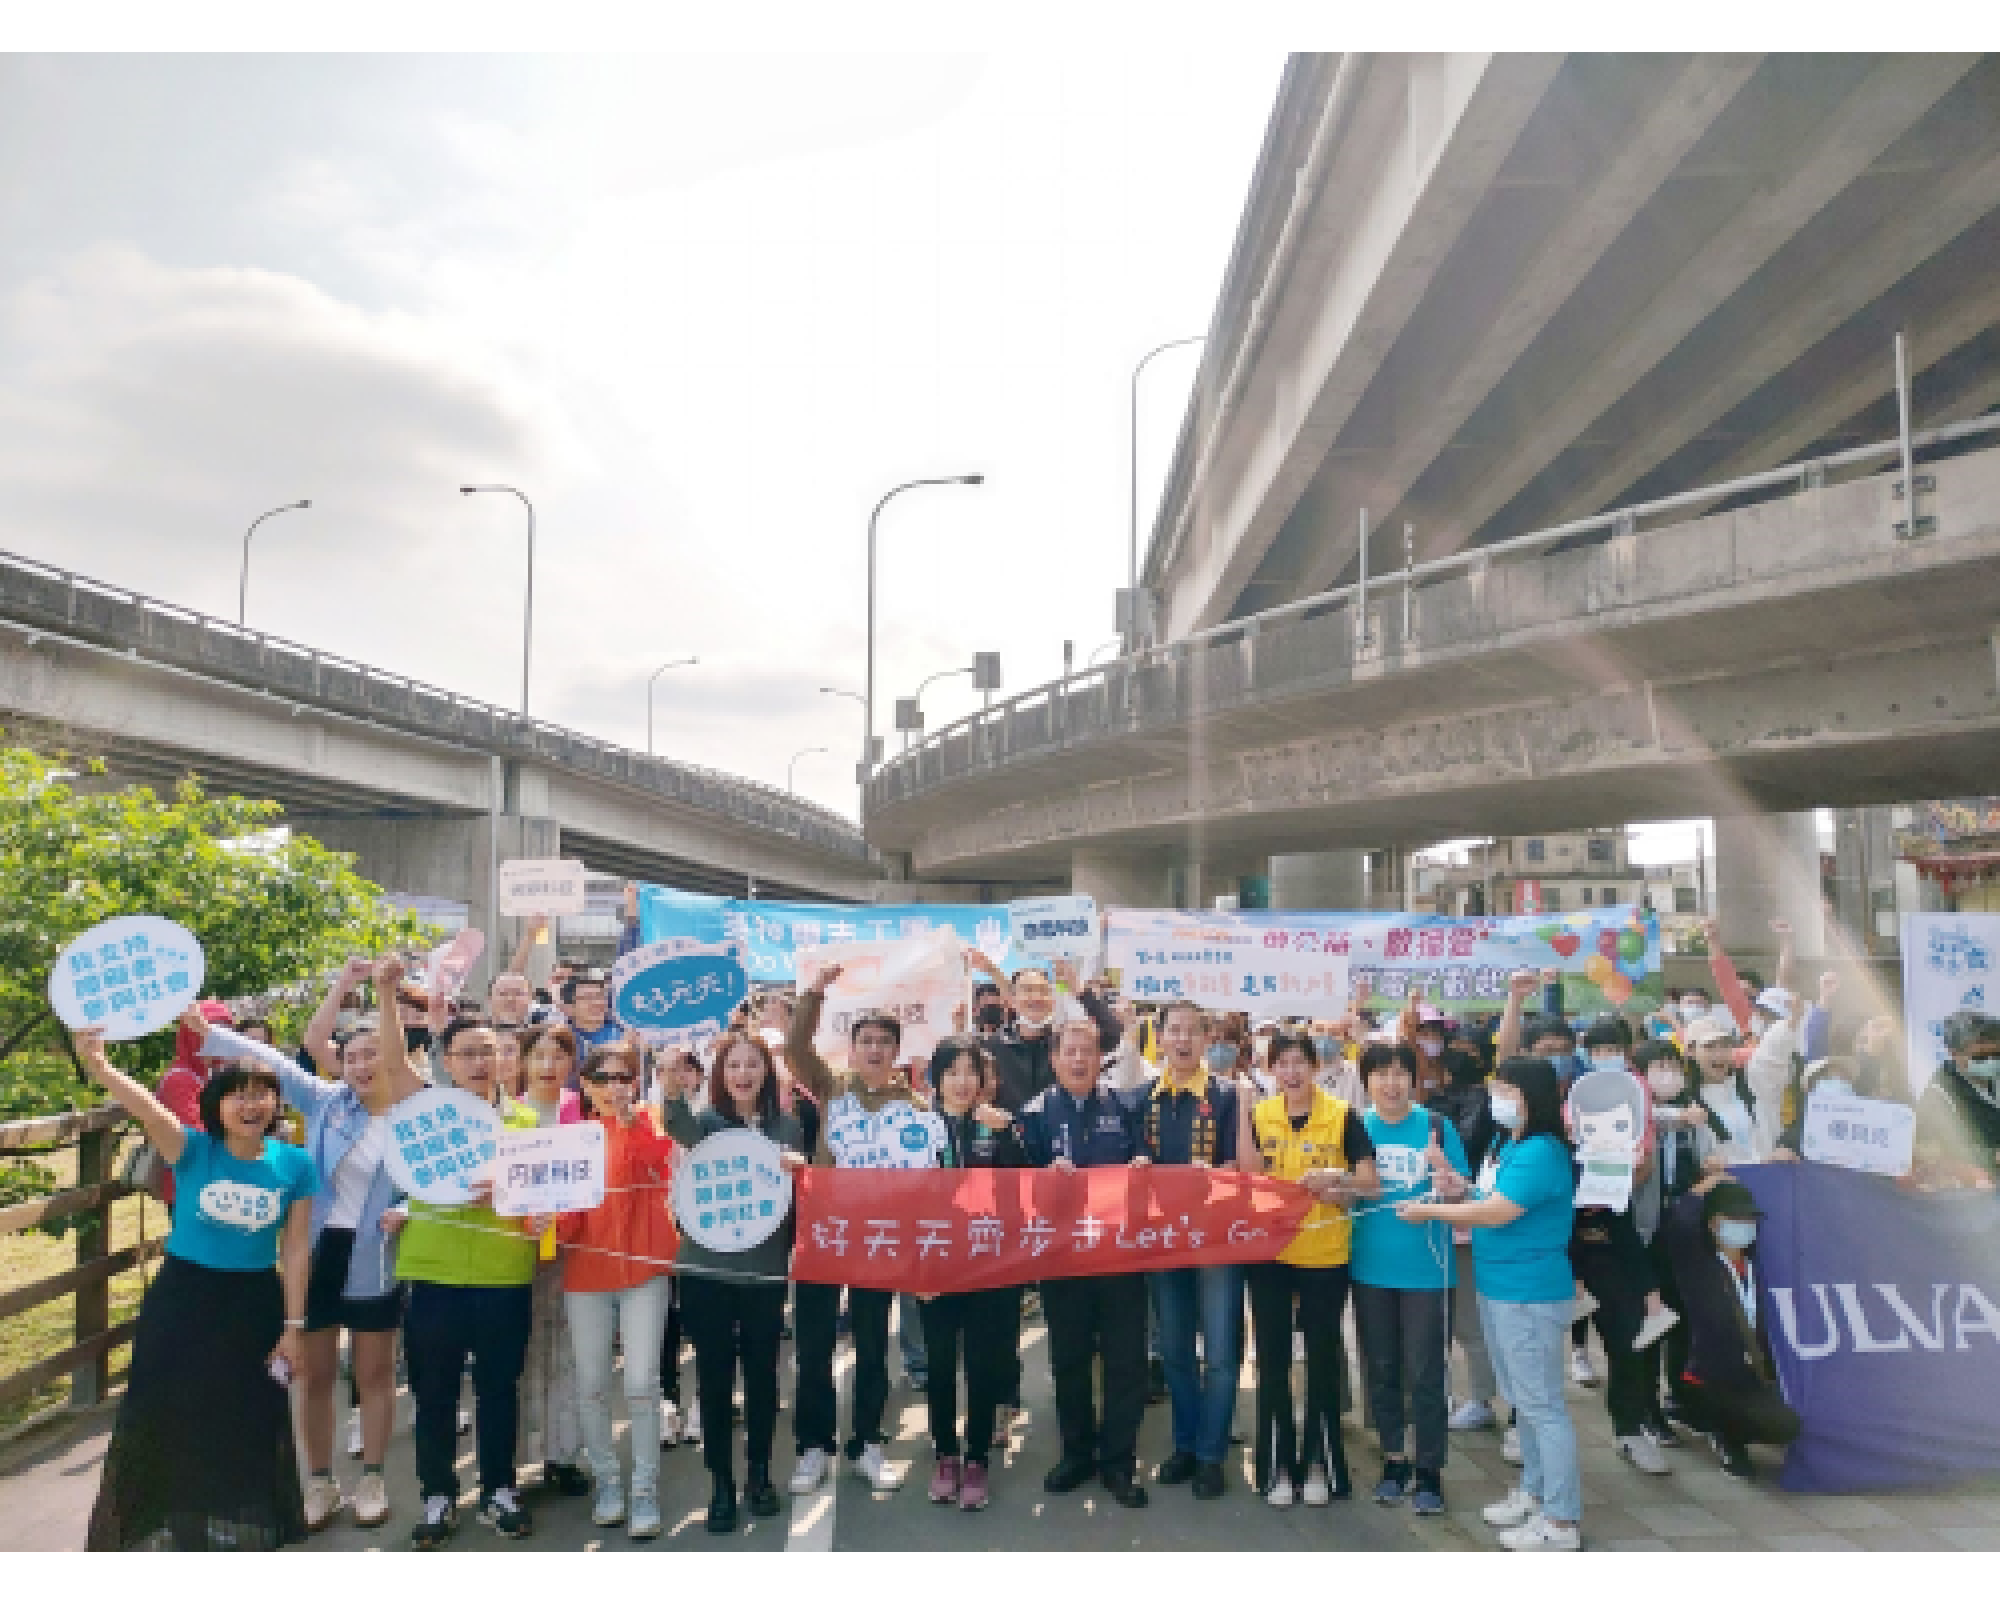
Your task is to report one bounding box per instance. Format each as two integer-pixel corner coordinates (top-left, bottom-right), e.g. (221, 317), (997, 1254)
(543, 1462), (593, 1497)
(1044, 1455), (1096, 1494)
(1410, 1467), (1446, 1515)
(410, 1493), (458, 1550)
(1372, 1458), (1413, 1506)
(1709, 1434), (1756, 1481)
(1147, 1355), (1168, 1404)
(478, 1486), (533, 1538)
(1156, 1450), (1198, 1486)
(1641, 1418), (1682, 1450)
(1192, 1461), (1226, 1500)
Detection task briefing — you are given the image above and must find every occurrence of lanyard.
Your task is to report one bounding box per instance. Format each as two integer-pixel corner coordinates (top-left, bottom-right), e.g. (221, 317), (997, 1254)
(1720, 1253), (1756, 1326)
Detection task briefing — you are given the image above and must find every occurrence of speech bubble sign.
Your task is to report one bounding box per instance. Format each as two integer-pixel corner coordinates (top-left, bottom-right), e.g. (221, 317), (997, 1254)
(670, 1127), (794, 1254)
(611, 940), (749, 1037)
(383, 1086), (504, 1208)
(48, 915), (206, 1042)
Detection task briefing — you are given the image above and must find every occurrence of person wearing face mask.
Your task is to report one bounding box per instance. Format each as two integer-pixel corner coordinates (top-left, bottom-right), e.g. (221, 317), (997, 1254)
(1396, 1058), (1584, 1552)
(985, 961), (1123, 1113)
(1630, 1040), (1712, 1439)
(1426, 1038), (1505, 1434)
(1660, 1177), (1799, 1480)
(1684, 1016), (1758, 1167)
(1913, 1010), (2000, 1189)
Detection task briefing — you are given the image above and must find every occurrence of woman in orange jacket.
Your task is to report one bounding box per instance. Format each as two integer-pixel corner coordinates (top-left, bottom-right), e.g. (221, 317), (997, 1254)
(557, 1043), (680, 1540)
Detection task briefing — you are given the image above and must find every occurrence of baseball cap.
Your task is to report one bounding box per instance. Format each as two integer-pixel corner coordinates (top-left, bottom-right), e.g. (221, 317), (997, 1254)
(1702, 1180), (1764, 1224)
(1754, 987), (1794, 1020)
(1685, 1016), (1739, 1046)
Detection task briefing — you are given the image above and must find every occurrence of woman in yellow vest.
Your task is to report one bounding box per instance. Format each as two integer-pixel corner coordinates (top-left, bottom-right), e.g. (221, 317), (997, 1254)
(1237, 1029), (1379, 1508)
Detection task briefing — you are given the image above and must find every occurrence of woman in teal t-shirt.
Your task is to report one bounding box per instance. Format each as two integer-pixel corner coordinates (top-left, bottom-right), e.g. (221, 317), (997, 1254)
(75, 1021), (318, 1550)
(1396, 1056), (1581, 1552)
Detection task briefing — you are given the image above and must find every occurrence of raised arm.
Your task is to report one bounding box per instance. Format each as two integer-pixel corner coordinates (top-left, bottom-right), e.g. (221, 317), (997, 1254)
(966, 946), (1013, 1013)
(374, 953), (428, 1102)
(787, 965), (841, 1105)
(182, 1007), (327, 1113)
(510, 912), (551, 977)
(1771, 918), (1797, 998)
(73, 1027), (188, 1165)
(1495, 969), (1537, 1062)
(1703, 918), (1754, 1034)
(304, 955), (374, 1076)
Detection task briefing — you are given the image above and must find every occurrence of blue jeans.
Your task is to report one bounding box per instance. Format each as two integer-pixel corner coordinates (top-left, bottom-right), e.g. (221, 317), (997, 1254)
(1479, 1295), (1581, 1522)
(899, 1291), (928, 1381)
(1151, 1264), (1244, 1463)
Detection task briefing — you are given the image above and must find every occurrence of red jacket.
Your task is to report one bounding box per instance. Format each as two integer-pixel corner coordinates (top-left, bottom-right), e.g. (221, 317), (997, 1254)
(555, 1109), (679, 1293)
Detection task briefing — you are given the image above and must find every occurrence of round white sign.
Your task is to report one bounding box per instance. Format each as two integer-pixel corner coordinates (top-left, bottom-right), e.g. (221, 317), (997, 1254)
(670, 1127), (793, 1254)
(48, 916), (207, 1042)
(383, 1086), (504, 1207)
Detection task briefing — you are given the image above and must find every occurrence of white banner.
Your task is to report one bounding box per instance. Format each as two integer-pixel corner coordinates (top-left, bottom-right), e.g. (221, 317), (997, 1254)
(49, 916), (206, 1042)
(823, 1096), (949, 1170)
(384, 1087), (503, 1207)
(492, 1120), (607, 1216)
(670, 1127), (794, 1253)
(1802, 1087), (1917, 1178)
(1103, 909), (1350, 1021)
(1008, 894), (1100, 969)
(498, 858), (591, 917)
(1901, 913), (2000, 1096)
(797, 927), (964, 1068)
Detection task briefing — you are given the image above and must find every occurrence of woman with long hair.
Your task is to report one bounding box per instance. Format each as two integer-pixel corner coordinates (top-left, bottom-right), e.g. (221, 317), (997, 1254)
(917, 1035), (1025, 1511)
(514, 1022), (589, 1496)
(557, 1043), (680, 1539)
(662, 1030), (807, 1533)
(1236, 1029), (1377, 1508)
(1397, 1057), (1583, 1551)
(78, 1022), (318, 1550)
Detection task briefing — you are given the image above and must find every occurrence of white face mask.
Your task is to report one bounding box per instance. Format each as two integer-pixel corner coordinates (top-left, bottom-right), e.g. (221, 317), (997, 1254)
(1717, 1219), (1757, 1251)
(1647, 1070), (1686, 1102)
(1489, 1094), (1523, 1130)
(1417, 1036), (1443, 1058)
(1589, 1052), (1627, 1073)
(1680, 1001), (1707, 1022)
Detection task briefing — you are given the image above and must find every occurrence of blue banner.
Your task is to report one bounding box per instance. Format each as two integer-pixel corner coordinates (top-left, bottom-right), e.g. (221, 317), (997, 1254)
(638, 887), (1020, 982)
(1740, 1163), (2000, 1493)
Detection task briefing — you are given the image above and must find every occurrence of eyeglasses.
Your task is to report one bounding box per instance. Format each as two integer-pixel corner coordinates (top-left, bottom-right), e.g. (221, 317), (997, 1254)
(587, 1072), (637, 1086)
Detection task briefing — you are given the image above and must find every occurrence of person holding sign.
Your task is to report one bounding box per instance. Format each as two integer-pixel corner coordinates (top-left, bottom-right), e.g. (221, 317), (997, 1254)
(662, 1031), (807, 1533)
(1238, 1030), (1378, 1511)
(183, 966), (420, 1534)
(785, 963), (936, 1496)
(1396, 1059), (1584, 1551)
(556, 1045), (680, 1539)
(75, 1026), (317, 1550)
(514, 1023), (589, 1499)
(374, 957), (545, 1549)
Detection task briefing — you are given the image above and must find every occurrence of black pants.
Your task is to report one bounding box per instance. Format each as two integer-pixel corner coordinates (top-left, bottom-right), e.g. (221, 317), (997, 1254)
(1645, 1231), (1692, 1419)
(659, 1275), (684, 1405)
(1571, 1217), (1658, 1438)
(1041, 1272), (1149, 1476)
(1246, 1262), (1351, 1491)
(1681, 1378), (1801, 1453)
(793, 1281), (893, 1458)
(1352, 1280), (1448, 1471)
(404, 1281), (533, 1500)
(680, 1274), (786, 1481)
(919, 1287), (1019, 1465)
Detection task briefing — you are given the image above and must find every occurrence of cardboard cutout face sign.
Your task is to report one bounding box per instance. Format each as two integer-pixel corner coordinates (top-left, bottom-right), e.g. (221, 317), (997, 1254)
(1566, 1068), (1652, 1157)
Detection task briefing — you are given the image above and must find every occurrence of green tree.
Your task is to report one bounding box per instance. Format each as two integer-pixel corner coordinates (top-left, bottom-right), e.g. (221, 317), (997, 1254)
(0, 742), (432, 1125)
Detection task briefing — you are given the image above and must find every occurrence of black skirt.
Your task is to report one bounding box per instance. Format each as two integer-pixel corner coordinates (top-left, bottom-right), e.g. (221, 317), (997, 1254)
(87, 1253), (307, 1551)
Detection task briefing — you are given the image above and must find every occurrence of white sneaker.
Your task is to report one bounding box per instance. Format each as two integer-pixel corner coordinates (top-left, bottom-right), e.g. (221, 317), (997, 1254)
(346, 1407), (365, 1459)
(850, 1442), (904, 1490)
(1266, 1474), (1295, 1508)
(352, 1471), (390, 1529)
(684, 1398), (703, 1445)
(1483, 1486), (1542, 1528)
(1614, 1433), (1672, 1476)
(1499, 1512), (1581, 1551)
(1633, 1306), (1681, 1351)
(788, 1446), (831, 1494)
(660, 1398), (685, 1448)
(1569, 1349), (1598, 1387)
(303, 1476), (345, 1532)
(1449, 1400), (1497, 1431)
(1502, 1425), (1523, 1464)
(1569, 1288), (1599, 1323)
(1301, 1465), (1332, 1507)
(592, 1474), (626, 1527)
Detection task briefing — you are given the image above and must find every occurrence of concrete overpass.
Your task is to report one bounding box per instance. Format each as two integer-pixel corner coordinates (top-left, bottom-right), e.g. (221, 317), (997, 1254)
(866, 418), (2000, 952)
(1139, 53), (2000, 640)
(0, 547), (881, 980)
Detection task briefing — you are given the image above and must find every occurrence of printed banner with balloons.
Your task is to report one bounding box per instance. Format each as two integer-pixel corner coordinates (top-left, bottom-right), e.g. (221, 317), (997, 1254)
(789, 1165), (1315, 1293)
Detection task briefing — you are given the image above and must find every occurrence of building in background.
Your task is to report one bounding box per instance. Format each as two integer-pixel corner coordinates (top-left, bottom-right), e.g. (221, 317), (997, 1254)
(1414, 829), (1647, 919)
(1896, 799), (2000, 915)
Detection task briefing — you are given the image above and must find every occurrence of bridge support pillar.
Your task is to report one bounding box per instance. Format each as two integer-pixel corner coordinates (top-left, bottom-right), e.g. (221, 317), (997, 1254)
(298, 812), (560, 993)
(1271, 850), (1369, 912)
(1714, 810), (1825, 979)
(1071, 849), (1175, 911)
(1181, 848), (1270, 911)
(1830, 806), (1900, 961)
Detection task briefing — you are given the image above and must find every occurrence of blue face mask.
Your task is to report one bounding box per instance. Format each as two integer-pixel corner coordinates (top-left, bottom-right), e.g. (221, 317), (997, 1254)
(1717, 1219), (1757, 1251)
(1312, 1037), (1339, 1063)
(1545, 1051), (1579, 1077)
(1205, 1043), (1237, 1072)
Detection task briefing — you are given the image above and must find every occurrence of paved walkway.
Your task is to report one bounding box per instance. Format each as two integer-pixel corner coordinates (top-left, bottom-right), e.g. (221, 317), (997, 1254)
(5, 1309), (1999, 1553)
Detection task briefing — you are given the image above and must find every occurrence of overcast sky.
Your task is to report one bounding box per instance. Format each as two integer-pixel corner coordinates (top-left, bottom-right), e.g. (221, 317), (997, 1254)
(0, 52), (1296, 822)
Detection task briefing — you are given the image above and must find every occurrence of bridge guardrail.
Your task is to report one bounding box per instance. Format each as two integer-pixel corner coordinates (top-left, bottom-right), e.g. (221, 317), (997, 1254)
(0, 553), (870, 861)
(868, 410), (2000, 813)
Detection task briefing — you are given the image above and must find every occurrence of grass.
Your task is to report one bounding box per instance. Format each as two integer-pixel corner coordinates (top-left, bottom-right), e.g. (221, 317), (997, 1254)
(0, 1136), (169, 1432)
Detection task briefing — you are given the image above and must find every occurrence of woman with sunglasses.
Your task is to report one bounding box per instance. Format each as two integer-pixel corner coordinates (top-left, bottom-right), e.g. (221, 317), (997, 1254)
(662, 1029), (807, 1534)
(75, 1021), (318, 1549)
(556, 1044), (680, 1539)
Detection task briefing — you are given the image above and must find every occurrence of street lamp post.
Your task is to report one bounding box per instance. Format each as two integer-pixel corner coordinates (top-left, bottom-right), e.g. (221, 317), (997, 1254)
(897, 664), (974, 752)
(237, 499), (311, 626)
(865, 474), (983, 782)
(788, 746), (829, 794)
(459, 484), (535, 717)
(1127, 335), (1204, 651)
(646, 656), (698, 755)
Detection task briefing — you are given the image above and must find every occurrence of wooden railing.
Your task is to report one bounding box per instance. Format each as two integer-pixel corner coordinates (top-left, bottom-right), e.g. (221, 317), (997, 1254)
(0, 1106), (161, 1415)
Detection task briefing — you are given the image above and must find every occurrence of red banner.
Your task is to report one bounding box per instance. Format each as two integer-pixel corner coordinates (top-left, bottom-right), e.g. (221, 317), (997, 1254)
(790, 1165), (1313, 1293)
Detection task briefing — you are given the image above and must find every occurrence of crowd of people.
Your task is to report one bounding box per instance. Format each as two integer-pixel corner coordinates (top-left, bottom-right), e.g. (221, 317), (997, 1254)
(70, 893), (2000, 1553)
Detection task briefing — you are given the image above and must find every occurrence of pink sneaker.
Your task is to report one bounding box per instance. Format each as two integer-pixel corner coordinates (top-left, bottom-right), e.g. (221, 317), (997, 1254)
(929, 1456), (961, 1504)
(958, 1460), (990, 1511)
